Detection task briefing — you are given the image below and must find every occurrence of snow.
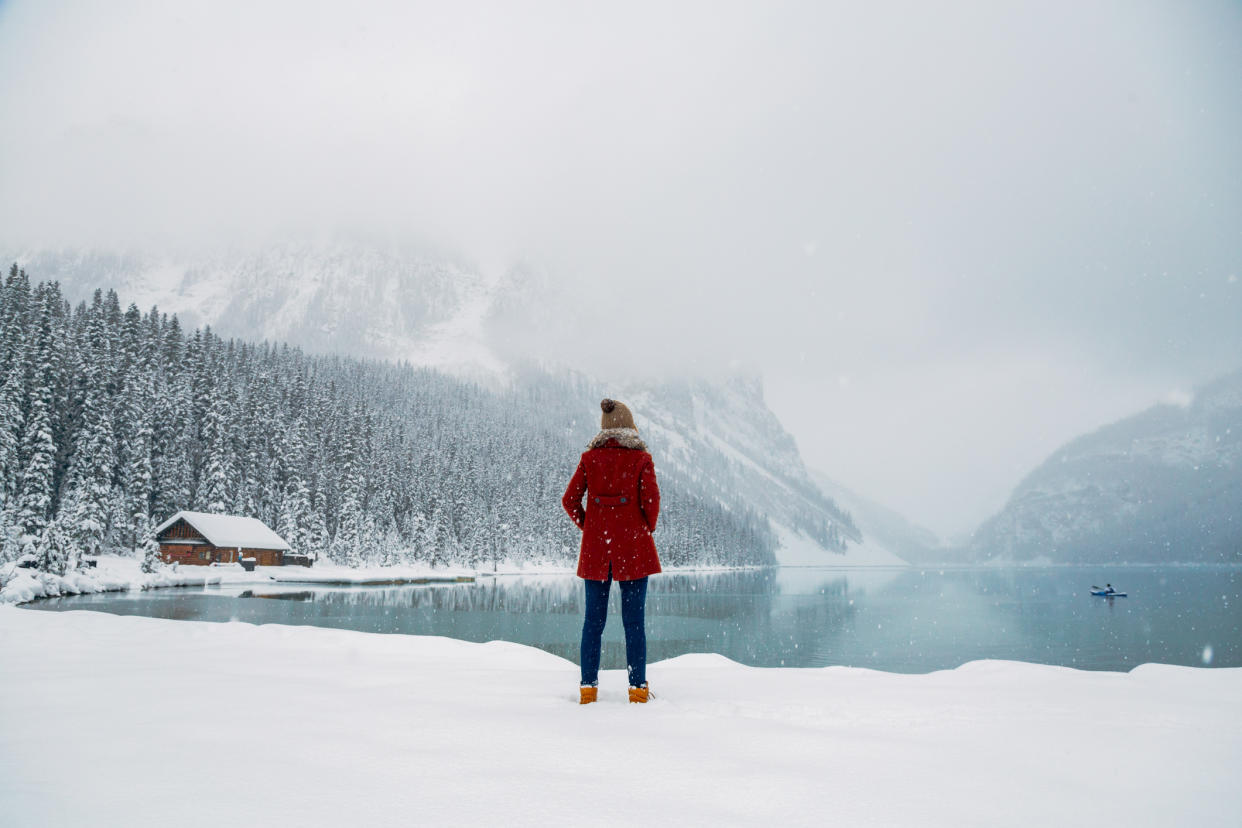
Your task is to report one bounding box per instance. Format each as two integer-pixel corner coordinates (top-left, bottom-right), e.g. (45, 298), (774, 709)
(403, 265), (510, 382)
(0, 555), (768, 605)
(152, 511), (291, 550)
(18, 242), (512, 382)
(772, 523), (908, 568)
(0, 555), (268, 605)
(1, 608), (1238, 827)
(266, 562), (478, 584)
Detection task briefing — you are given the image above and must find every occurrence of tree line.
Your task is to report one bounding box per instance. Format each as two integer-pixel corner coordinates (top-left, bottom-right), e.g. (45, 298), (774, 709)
(0, 266), (778, 574)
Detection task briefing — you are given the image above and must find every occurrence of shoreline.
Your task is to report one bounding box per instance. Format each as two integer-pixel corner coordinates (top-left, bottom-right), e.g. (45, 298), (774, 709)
(0, 556), (784, 607)
(6, 554), (1241, 607)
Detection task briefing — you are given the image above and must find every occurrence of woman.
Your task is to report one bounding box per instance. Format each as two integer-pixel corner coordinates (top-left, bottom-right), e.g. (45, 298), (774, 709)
(562, 398), (661, 704)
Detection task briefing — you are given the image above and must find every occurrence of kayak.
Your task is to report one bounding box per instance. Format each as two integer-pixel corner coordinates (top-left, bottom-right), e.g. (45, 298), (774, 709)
(1090, 589), (1127, 597)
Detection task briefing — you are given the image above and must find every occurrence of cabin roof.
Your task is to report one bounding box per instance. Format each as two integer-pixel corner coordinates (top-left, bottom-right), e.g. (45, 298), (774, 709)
(154, 511), (291, 551)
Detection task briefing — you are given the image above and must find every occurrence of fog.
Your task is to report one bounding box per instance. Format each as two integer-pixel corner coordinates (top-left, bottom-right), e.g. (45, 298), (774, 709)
(1, 0), (1239, 538)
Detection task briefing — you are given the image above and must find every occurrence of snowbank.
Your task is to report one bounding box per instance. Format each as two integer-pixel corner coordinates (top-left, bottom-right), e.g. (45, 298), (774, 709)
(1, 608), (1238, 827)
(0, 556), (550, 603)
(0, 554), (265, 605)
(264, 562), (478, 584)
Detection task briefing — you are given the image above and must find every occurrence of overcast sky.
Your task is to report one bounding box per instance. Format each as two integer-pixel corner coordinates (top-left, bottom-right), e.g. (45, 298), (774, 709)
(1, 0), (1239, 538)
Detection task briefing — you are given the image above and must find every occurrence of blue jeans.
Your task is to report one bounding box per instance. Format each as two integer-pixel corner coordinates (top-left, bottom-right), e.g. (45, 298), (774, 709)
(580, 574), (648, 687)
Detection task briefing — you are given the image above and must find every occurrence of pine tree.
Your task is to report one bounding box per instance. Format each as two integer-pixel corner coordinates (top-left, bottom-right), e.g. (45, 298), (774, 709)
(277, 418), (313, 555)
(15, 287), (61, 550)
(62, 382), (117, 558)
(0, 265), (31, 378)
(198, 394), (233, 513)
(0, 507), (21, 565)
(121, 367), (155, 549)
(332, 475), (365, 567)
(279, 476), (312, 553)
(138, 516), (164, 573)
(303, 505), (330, 562)
(153, 374), (194, 521)
(0, 364), (24, 510)
(38, 514), (77, 576)
(16, 385), (56, 550)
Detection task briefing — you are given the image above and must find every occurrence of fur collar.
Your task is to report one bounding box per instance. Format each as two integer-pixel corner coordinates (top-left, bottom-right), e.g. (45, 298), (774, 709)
(588, 427), (647, 451)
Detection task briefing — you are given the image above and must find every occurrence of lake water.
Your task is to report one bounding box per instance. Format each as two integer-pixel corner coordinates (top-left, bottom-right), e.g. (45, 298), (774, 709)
(23, 566), (1241, 673)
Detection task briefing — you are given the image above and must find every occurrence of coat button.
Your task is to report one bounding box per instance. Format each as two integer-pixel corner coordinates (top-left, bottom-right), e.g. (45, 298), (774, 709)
(594, 497), (599, 503)
(621, 497), (627, 503)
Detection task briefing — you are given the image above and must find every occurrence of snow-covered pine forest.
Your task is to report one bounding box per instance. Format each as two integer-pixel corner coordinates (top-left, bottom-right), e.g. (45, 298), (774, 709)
(0, 267), (783, 573)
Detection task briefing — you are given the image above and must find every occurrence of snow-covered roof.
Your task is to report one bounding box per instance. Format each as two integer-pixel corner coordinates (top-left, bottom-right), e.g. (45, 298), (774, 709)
(154, 512), (291, 551)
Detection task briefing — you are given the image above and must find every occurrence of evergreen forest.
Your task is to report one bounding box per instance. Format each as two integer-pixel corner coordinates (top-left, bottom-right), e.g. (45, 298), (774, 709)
(0, 267), (779, 574)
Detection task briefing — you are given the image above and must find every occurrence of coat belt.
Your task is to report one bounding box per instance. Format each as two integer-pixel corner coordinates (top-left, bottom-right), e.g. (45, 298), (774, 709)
(591, 494), (631, 507)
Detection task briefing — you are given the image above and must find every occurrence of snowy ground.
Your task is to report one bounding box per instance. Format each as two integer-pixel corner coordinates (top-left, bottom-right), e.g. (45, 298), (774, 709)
(266, 562), (477, 584)
(1, 608), (1238, 827)
(0, 555), (577, 604)
(0, 554), (260, 605)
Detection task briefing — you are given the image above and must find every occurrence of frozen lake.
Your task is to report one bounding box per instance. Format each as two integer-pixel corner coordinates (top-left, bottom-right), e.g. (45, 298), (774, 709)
(23, 565), (1241, 673)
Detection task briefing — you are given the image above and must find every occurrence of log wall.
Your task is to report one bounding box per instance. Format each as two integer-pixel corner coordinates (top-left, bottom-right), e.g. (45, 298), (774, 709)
(158, 542), (286, 566)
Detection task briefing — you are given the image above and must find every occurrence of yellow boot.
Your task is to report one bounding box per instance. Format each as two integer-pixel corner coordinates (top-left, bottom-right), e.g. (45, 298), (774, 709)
(579, 685), (598, 705)
(628, 685), (649, 704)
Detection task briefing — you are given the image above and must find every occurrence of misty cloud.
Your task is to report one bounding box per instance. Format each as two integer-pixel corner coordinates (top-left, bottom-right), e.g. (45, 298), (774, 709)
(1, 0), (1239, 535)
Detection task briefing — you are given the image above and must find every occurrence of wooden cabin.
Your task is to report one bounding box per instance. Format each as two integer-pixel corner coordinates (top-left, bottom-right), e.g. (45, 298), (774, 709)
(154, 511), (294, 567)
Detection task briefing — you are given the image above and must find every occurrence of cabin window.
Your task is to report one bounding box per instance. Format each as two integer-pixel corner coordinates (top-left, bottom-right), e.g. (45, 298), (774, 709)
(199, 549), (208, 560)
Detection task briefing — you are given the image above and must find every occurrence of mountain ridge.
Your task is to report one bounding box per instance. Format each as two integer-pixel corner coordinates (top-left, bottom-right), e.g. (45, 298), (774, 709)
(969, 368), (1242, 563)
(811, 471), (943, 565)
(5, 243), (870, 564)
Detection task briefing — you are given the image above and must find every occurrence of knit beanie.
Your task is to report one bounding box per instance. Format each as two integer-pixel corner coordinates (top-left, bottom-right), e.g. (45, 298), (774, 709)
(600, 398), (637, 431)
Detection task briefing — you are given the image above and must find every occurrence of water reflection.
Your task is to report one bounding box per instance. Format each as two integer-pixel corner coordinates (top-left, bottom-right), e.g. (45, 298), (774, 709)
(24, 566), (1241, 673)
(242, 590), (316, 601)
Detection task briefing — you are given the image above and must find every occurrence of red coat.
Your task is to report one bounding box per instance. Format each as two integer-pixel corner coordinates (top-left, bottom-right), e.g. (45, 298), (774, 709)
(562, 437), (661, 581)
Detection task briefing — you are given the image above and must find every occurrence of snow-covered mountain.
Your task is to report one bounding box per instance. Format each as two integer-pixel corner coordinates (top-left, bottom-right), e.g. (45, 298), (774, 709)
(969, 369), (1242, 563)
(13, 241), (510, 380)
(621, 376), (867, 564)
(811, 471), (943, 565)
(8, 241), (868, 563)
